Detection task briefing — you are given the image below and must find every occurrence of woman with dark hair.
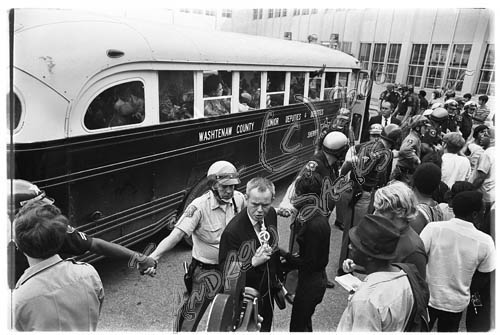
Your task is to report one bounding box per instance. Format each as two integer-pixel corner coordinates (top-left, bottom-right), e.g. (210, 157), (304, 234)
(203, 74), (230, 116)
(281, 169), (331, 332)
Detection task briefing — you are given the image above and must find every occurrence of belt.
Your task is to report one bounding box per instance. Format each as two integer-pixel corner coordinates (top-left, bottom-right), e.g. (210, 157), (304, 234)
(192, 258), (218, 270)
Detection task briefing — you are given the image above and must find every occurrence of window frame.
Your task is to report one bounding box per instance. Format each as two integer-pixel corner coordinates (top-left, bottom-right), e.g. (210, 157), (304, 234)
(407, 44), (428, 88)
(476, 44), (495, 95)
(424, 44), (449, 89)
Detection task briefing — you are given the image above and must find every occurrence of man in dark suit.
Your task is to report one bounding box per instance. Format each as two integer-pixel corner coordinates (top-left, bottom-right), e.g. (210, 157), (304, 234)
(369, 100), (402, 128)
(219, 177), (280, 332)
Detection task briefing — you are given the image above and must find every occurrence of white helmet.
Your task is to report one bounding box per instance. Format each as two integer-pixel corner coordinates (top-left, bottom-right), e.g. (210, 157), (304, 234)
(207, 161), (240, 185)
(322, 131), (348, 155)
(369, 123), (383, 135)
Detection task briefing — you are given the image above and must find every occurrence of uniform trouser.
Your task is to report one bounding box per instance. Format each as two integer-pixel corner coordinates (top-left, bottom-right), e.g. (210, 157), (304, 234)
(290, 271), (327, 332)
(428, 306), (462, 332)
(337, 190), (372, 275)
(175, 264), (222, 331)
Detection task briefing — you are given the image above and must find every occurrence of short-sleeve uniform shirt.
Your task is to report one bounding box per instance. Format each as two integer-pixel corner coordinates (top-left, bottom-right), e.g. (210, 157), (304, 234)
(175, 190), (246, 264)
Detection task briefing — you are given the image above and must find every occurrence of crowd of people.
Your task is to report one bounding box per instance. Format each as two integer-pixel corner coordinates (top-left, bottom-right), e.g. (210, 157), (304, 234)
(10, 84), (495, 332)
(326, 84), (495, 331)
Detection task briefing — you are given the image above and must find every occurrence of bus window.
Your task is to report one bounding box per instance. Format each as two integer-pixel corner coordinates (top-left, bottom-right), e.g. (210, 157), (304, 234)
(239, 71), (260, 111)
(159, 71), (194, 122)
(324, 72), (337, 100)
(267, 71), (286, 107)
(308, 71), (322, 101)
(289, 72), (305, 104)
(203, 71), (232, 117)
(84, 81), (145, 130)
(8, 93), (22, 131)
(339, 72), (349, 87)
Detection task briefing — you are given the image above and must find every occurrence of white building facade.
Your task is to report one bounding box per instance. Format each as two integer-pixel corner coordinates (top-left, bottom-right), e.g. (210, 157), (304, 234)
(221, 8), (494, 99)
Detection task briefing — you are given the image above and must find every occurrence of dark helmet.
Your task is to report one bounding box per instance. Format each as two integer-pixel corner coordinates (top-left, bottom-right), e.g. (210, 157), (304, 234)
(444, 89), (456, 99)
(8, 179), (54, 215)
(381, 124), (402, 148)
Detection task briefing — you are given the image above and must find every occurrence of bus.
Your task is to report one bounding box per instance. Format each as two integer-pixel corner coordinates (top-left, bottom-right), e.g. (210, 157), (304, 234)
(9, 9), (371, 261)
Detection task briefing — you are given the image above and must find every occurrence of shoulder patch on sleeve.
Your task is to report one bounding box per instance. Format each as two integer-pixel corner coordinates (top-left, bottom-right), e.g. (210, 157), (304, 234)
(184, 205), (198, 218)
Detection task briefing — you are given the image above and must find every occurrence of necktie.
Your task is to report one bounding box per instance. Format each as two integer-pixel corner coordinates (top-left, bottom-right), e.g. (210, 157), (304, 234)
(384, 118), (388, 127)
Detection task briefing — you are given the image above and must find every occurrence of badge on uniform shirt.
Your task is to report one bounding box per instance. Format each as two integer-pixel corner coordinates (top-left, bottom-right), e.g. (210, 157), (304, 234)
(430, 129), (437, 137)
(184, 205), (198, 218)
(406, 138), (414, 145)
(66, 225), (76, 233)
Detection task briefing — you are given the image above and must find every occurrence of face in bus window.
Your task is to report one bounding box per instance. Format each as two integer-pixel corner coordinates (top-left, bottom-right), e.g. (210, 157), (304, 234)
(113, 94), (145, 124)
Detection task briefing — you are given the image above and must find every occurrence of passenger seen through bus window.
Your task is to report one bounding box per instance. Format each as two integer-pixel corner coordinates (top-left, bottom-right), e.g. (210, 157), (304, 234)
(84, 81), (145, 130)
(203, 74), (231, 116)
(110, 83), (145, 127)
(159, 71), (194, 122)
(289, 72), (305, 104)
(267, 71), (285, 107)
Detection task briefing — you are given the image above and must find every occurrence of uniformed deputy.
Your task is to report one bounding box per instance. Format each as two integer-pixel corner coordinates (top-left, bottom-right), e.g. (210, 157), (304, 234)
(444, 99), (460, 133)
(144, 160), (246, 332)
(392, 115), (431, 184)
(424, 107), (448, 147)
(8, 179), (157, 290)
(279, 131), (349, 289)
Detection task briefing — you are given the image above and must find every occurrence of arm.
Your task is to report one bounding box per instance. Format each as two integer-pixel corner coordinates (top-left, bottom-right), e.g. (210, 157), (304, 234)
(472, 170), (488, 189)
(89, 238), (157, 270)
(148, 227), (185, 261)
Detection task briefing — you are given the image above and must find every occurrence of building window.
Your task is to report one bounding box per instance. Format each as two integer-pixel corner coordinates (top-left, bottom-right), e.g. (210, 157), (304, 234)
(359, 43), (371, 71)
(425, 44), (449, 89)
(371, 43), (387, 78)
(385, 44), (401, 84)
(444, 44), (471, 91)
(222, 9), (232, 18)
(275, 8), (281, 17)
(268, 9), (274, 18)
(476, 44), (495, 95)
(205, 10), (215, 16)
(301, 9), (310, 15)
(282, 8), (287, 16)
(311, 8), (318, 14)
(180, 9), (190, 13)
(293, 9), (300, 16)
(407, 44), (428, 88)
(253, 8), (263, 19)
(340, 41), (352, 54)
(192, 9), (203, 15)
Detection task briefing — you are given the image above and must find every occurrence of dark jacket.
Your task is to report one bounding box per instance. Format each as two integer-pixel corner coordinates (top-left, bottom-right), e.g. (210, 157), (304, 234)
(368, 115), (402, 127)
(219, 207), (280, 295)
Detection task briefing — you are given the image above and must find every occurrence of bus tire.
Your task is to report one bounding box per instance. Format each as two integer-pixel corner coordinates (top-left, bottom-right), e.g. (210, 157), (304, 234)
(181, 177), (211, 247)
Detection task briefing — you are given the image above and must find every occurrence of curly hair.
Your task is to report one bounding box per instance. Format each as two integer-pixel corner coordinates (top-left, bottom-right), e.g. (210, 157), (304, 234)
(374, 181), (418, 221)
(15, 200), (68, 259)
